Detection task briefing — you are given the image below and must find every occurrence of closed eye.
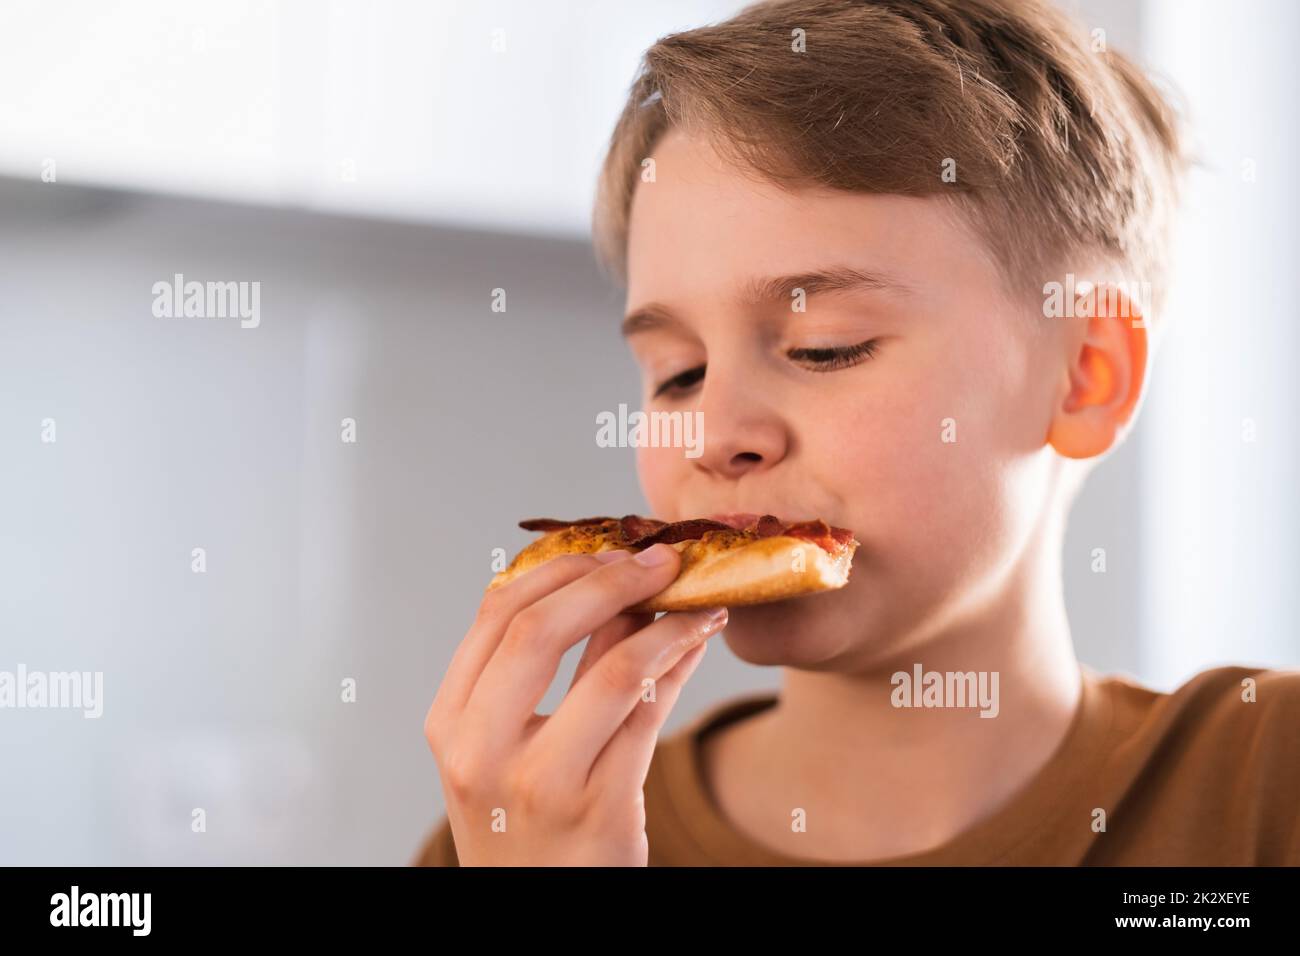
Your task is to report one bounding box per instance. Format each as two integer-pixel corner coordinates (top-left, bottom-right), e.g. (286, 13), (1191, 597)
(651, 338), (882, 398)
(652, 364), (705, 398)
(787, 338), (881, 370)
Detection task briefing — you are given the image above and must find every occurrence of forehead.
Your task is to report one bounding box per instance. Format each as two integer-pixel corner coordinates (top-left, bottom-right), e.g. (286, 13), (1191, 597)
(624, 128), (994, 306)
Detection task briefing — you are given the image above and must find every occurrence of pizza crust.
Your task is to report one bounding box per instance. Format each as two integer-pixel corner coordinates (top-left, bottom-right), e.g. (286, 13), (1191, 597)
(487, 525), (856, 612)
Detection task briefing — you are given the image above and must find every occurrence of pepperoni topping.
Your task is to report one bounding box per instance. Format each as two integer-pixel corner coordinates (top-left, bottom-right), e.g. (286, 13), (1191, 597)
(623, 518), (736, 547)
(780, 519), (838, 553)
(518, 517), (617, 531)
(518, 514), (856, 554)
(617, 515), (667, 542)
(742, 516), (856, 554)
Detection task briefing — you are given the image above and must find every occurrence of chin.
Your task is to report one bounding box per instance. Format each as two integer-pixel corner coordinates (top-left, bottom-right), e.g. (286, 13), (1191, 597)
(715, 575), (917, 670)
(718, 598), (853, 668)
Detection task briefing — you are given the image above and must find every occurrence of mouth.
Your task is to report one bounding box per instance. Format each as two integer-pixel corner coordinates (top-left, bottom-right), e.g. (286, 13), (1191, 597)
(706, 512), (763, 529)
(705, 511), (856, 540)
(705, 511), (832, 529)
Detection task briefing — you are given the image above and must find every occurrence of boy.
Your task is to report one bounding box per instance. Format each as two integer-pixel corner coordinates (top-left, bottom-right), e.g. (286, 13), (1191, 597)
(416, 0), (1299, 865)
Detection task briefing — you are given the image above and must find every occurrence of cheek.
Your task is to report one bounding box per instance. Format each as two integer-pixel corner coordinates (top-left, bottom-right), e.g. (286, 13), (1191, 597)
(636, 445), (681, 517)
(822, 329), (1044, 581)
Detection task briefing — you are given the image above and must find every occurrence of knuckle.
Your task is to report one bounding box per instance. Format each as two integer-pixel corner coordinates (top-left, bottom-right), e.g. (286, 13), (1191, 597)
(505, 606), (549, 648)
(439, 747), (485, 798)
(585, 788), (644, 841)
(508, 754), (583, 822)
(533, 554), (601, 587)
(603, 792), (647, 839)
(474, 588), (510, 629)
(577, 577), (623, 614)
(423, 704), (445, 751)
(505, 763), (552, 815)
(591, 564), (651, 607)
(556, 553), (601, 574)
(666, 611), (708, 642)
(593, 651), (644, 697)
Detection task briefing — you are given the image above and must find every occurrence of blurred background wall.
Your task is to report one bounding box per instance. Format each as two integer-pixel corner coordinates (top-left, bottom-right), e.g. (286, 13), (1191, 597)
(1, 0), (1296, 864)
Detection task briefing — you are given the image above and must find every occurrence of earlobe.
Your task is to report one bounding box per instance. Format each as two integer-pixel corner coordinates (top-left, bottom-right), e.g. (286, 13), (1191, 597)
(1045, 395), (1118, 455)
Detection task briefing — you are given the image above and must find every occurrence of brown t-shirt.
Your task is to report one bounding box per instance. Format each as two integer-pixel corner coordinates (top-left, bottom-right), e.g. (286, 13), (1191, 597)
(411, 663), (1300, 866)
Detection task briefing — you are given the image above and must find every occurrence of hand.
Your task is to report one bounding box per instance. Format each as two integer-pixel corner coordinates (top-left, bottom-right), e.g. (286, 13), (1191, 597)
(423, 543), (727, 865)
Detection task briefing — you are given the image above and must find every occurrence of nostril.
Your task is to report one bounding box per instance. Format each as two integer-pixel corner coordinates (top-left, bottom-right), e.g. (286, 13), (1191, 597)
(732, 452), (762, 465)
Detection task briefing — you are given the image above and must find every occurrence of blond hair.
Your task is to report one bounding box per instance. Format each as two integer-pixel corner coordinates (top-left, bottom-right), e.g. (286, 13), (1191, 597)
(593, 0), (1188, 318)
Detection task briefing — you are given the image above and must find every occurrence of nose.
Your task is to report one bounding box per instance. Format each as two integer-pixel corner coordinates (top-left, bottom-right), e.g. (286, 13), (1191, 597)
(690, 359), (789, 480)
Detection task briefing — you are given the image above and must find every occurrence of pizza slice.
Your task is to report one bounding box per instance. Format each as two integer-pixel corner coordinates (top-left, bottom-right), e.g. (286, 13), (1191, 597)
(487, 513), (859, 613)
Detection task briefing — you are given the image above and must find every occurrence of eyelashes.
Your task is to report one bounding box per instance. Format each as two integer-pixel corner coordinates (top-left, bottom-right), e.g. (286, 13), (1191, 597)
(653, 364), (706, 398)
(787, 338), (881, 369)
(651, 338), (882, 398)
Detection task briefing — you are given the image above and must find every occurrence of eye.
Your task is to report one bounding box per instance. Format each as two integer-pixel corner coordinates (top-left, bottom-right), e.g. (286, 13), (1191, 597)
(652, 364), (705, 398)
(787, 338), (881, 371)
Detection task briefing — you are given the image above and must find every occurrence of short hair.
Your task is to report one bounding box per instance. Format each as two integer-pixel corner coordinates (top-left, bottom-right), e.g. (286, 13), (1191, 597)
(593, 0), (1189, 319)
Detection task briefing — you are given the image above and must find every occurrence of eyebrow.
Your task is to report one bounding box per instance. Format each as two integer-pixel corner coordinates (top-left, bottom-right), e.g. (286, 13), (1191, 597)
(620, 266), (910, 338)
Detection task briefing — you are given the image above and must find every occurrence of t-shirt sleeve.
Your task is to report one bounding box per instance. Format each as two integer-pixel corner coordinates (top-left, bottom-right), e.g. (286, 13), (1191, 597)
(410, 814), (460, 867)
(1252, 669), (1300, 865)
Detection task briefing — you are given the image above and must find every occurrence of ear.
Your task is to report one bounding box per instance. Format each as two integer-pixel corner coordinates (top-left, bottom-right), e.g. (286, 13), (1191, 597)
(1046, 284), (1149, 460)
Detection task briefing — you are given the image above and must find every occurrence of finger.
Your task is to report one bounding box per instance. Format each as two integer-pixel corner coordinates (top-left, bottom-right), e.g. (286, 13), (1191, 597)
(591, 637), (710, 793)
(466, 543), (683, 728)
(436, 550), (627, 714)
(567, 608), (655, 694)
(528, 606), (727, 782)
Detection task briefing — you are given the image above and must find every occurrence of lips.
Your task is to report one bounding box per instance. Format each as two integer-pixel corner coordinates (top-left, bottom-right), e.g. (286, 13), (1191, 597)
(706, 512), (830, 530)
(706, 512), (763, 529)
(700, 512), (858, 558)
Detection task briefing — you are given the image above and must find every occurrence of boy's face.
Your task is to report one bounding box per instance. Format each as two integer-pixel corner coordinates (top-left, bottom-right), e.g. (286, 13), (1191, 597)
(623, 129), (1068, 670)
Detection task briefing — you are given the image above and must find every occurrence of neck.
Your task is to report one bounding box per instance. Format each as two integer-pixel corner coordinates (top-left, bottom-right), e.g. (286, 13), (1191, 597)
(730, 500), (1084, 858)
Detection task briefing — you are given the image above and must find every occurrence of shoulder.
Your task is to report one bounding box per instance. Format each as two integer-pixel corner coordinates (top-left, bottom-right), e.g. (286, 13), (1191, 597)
(1140, 664), (1300, 729)
(1179, 665), (1300, 769)
(1100, 664), (1300, 862)
(1101, 663), (1300, 751)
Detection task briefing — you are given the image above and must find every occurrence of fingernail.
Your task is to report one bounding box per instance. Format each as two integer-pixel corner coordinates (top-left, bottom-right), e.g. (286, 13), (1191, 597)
(593, 550), (630, 563)
(698, 607), (728, 636)
(635, 543), (674, 566)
